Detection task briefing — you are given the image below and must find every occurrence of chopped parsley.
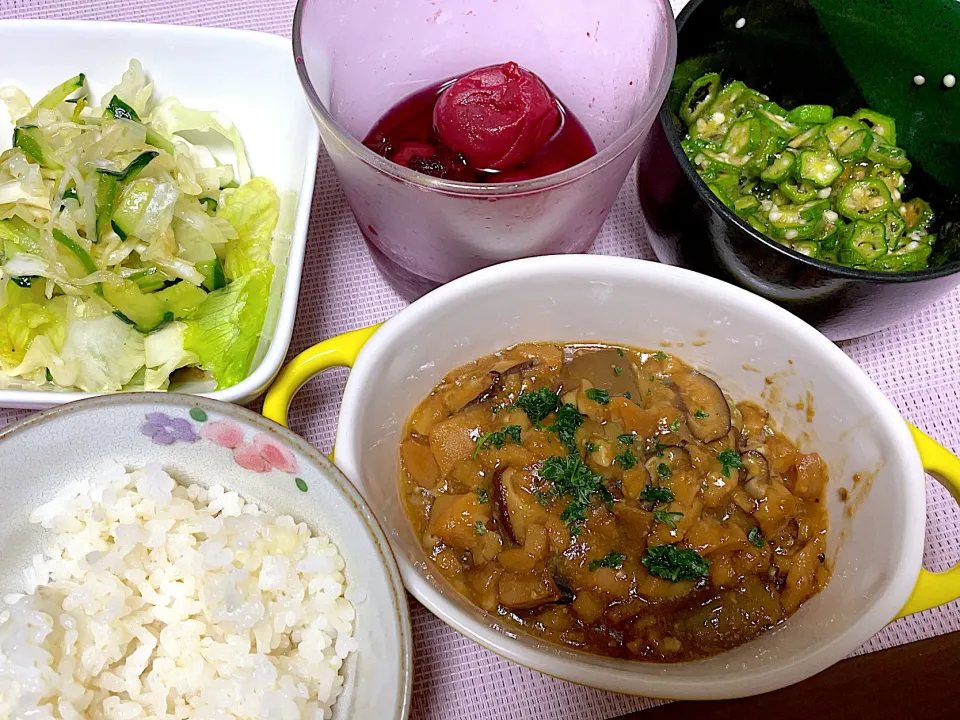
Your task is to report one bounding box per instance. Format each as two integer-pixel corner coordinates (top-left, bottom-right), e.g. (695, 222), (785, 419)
(653, 510), (684, 529)
(652, 351), (668, 360)
(748, 527), (765, 548)
(589, 551), (626, 572)
(617, 434), (635, 445)
(694, 410), (710, 419)
(585, 441), (598, 453)
(613, 366), (623, 376)
(476, 487), (489, 504)
(652, 439), (667, 457)
(473, 425), (523, 457)
(548, 403), (584, 450)
(539, 454), (613, 534)
(515, 387), (559, 425)
(642, 544), (710, 582)
(623, 391), (632, 399)
(615, 448), (638, 470)
(668, 419), (681, 432)
(617, 348), (625, 357)
(717, 449), (744, 478)
(585, 388), (610, 405)
(639, 484), (675, 503)
(656, 462), (672, 480)
(534, 489), (552, 507)
(474, 520), (487, 536)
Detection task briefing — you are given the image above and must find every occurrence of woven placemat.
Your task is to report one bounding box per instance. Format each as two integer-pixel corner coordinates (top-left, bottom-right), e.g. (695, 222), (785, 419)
(1, 2), (958, 718)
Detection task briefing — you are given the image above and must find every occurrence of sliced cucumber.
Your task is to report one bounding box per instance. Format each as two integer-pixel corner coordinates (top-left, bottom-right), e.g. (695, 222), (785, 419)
(111, 179), (155, 240)
(13, 126), (61, 169)
(103, 280), (168, 332)
(155, 282), (207, 318)
(197, 258), (226, 292)
(95, 151), (159, 241)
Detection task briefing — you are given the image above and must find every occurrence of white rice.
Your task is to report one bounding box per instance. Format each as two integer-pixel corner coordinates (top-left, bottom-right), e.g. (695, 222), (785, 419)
(0, 463), (358, 719)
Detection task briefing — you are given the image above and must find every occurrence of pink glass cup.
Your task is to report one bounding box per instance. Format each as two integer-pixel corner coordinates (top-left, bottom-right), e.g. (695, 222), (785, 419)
(294, 0), (676, 298)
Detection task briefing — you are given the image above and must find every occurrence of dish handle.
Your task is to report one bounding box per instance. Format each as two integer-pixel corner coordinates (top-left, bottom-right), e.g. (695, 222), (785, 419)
(262, 324), (381, 428)
(897, 424), (960, 618)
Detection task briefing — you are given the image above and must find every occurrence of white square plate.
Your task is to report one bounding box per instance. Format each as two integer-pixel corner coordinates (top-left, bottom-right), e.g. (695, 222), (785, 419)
(0, 20), (319, 409)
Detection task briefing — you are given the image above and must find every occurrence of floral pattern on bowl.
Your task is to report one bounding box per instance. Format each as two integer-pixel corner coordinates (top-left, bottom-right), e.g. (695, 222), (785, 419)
(141, 409), (300, 476)
(140, 412), (199, 445)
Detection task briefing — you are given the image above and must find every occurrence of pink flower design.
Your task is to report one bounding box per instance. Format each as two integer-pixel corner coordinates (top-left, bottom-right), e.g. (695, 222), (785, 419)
(234, 443), (272, 473)
(252, 433), (299, 473)
(201, 420), (246, 449)
(199, 419), (299, 474)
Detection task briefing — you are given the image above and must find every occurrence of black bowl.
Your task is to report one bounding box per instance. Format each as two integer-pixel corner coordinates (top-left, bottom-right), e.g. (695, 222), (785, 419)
(636, 0), (960, 341)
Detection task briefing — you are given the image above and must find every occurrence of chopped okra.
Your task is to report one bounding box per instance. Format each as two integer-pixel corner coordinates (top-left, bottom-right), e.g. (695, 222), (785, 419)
(681, 74), (937, 272)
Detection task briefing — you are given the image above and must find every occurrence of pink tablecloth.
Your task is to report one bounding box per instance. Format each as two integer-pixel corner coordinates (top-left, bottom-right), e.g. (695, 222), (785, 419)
(2, 2), (960, 719)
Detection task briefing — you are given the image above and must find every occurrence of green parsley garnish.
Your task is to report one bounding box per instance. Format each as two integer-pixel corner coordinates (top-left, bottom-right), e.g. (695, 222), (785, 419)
(534, 489), (552, 507)
(615, 448), (638, 470)
(515, 388), (559, 425)
(748, 527), (765, 548)
(653, 439), (667, 457)
(585, 388), (610, 405)
(652, 351), (668, 360)
(623, 391), (632, 399)
(548, 403), (584, 450)
(617, 349), (625, 357)
(642, 544), (710, 582)
(717, 449), (744, 478)
(653, 510), (684, 529)
(474, 520), (487, 536)
(589, 551), (626, 572)
(585, 441), (598, 453)
(656, 462), (672, 480)
(694, 410), (710, 418)
(613, 366), (623, 376)
(539, 454), (613, 533)
(617, 434), (635, 445)
(473, 425), (522, 457)
(639, 484), (675, 503)
(476, 487), (489, 504)
(668, 419), (681, 432)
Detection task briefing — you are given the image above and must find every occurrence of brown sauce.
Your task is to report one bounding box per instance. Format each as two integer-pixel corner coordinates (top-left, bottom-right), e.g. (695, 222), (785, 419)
(399, 343), (831, 662)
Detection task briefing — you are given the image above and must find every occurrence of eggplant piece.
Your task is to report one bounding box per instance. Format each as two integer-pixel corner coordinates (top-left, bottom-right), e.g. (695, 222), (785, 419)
(674, 371), (732, 442)
(559, 348), (640, 398)
(441, 370), (501, 413)
(491, 467), (518, 545)
(553, 576), (576, 605)
(498, 570), (562, 610)
(741, 450), (771, 500)
(493, 466), (559, 548)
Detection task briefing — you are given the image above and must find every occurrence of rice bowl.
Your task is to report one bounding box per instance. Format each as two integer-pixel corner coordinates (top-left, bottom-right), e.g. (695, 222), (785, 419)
(1, 462), (358, 719)
(0, 394), (412, 720)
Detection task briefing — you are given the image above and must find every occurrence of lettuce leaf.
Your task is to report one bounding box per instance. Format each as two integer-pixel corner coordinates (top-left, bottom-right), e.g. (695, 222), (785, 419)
(60, 314), (145, 392)
(217, 177), (279, 281)
(183, 267), (272, 389)
(143, 321), (198, 391)
(0, 302), (60, 367)
(100, 59), (153, 118)
(147, 98), (251, 184)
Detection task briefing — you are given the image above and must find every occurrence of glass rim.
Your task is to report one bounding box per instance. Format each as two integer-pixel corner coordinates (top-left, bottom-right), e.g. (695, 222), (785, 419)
(292, 0), (678, 196)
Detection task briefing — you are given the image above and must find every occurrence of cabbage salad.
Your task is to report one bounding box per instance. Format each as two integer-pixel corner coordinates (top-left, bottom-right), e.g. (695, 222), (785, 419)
(0, 60), (288, 393)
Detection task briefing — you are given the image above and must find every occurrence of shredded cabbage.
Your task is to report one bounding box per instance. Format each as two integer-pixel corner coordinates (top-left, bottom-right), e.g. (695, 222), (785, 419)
(0, 60), (287, 392)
